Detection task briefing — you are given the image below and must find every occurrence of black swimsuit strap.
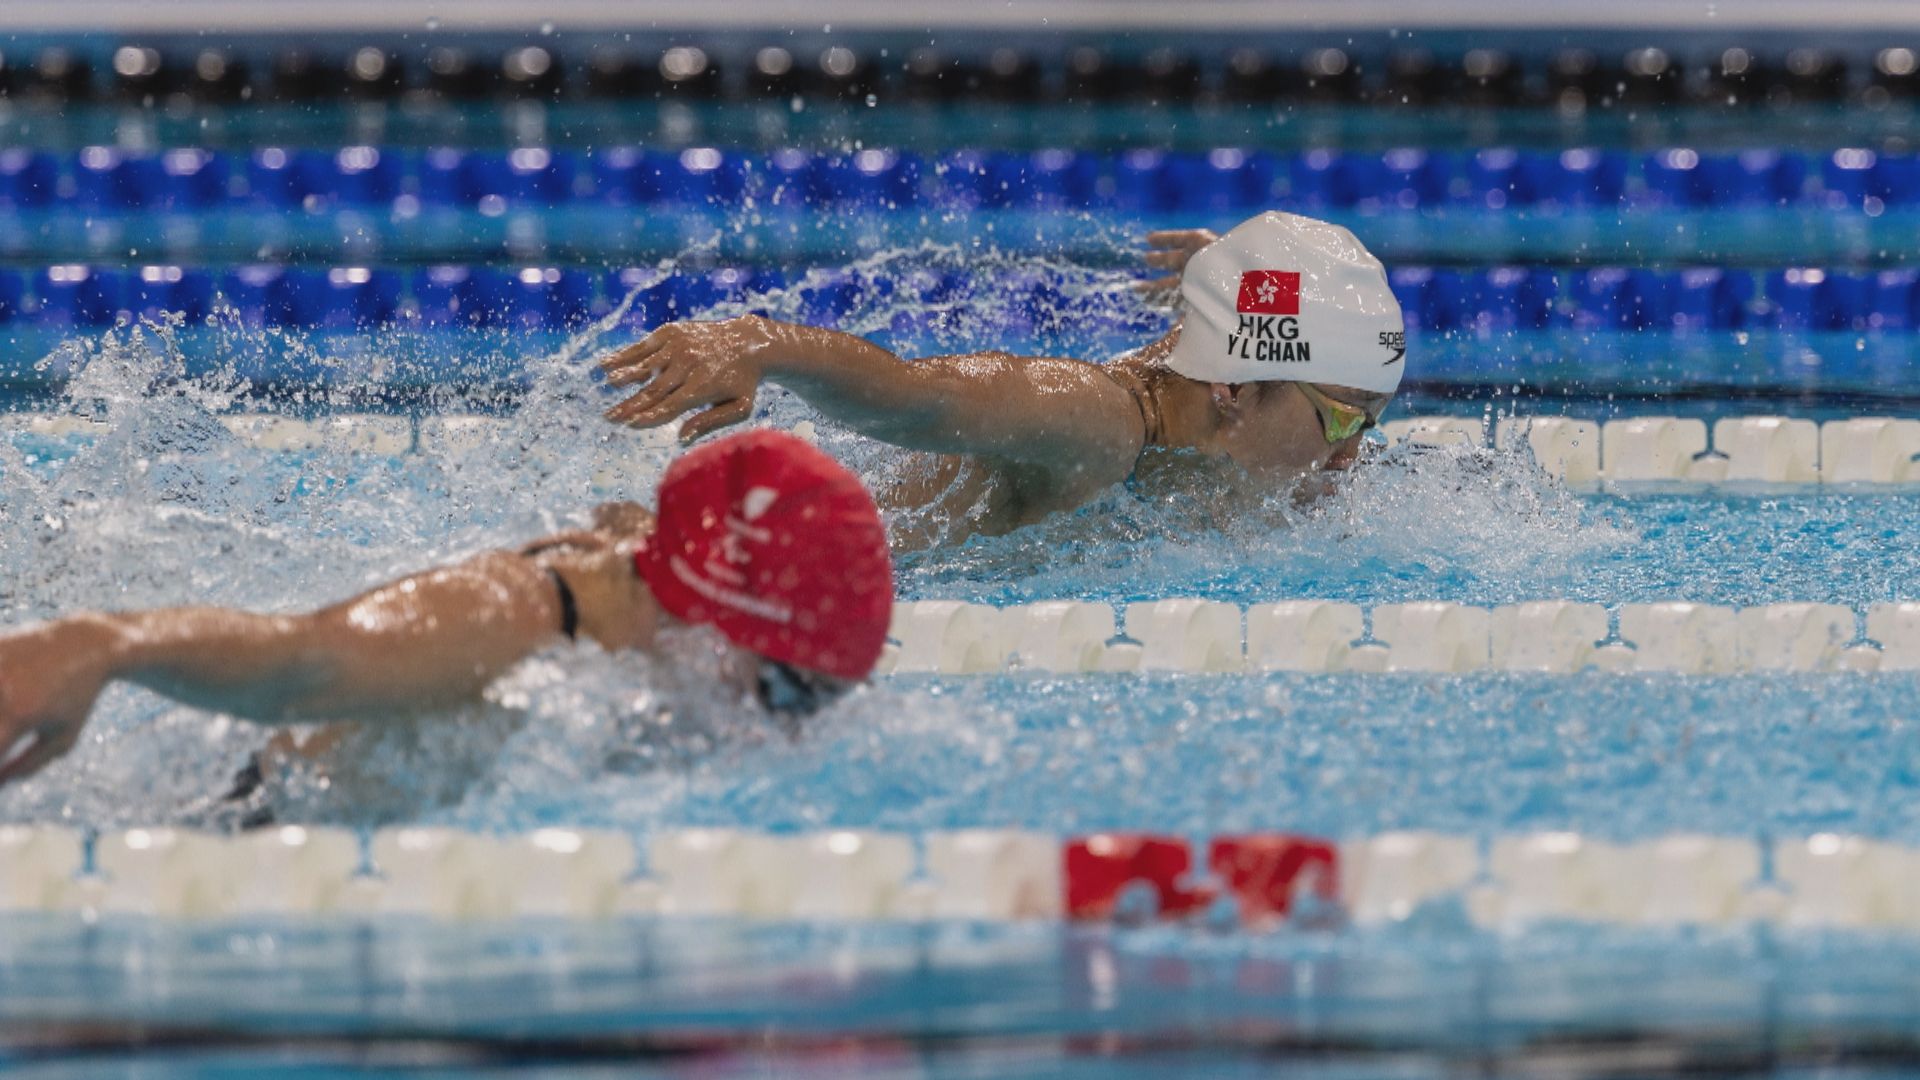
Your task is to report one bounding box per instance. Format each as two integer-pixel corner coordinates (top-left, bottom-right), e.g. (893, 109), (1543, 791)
(547, 567), (580, 641)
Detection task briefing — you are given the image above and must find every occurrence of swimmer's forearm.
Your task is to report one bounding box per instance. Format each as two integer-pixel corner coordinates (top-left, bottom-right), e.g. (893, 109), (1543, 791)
(757, 322), (969, 449)
(758, 322), (1141, 464)
(104, 553), (566, 725)
(104, 609), (338, 723)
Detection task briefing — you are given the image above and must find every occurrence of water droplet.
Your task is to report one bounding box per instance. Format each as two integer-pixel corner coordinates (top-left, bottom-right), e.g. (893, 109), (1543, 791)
(424, 15), (440, 30)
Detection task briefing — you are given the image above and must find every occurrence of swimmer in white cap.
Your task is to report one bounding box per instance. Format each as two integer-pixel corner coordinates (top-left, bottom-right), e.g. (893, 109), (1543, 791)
(601, 211), (1406, 541)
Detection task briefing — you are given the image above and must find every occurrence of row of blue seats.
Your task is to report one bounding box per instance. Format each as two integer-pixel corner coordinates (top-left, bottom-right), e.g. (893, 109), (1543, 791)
(3, 263), (1917, 332)
(4, 146), (1920, 213)
(1390, 266), (1920, 331)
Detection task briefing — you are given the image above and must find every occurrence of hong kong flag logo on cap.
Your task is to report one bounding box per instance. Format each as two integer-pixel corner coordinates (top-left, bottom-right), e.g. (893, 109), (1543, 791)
(1236, 270), (1301, 315)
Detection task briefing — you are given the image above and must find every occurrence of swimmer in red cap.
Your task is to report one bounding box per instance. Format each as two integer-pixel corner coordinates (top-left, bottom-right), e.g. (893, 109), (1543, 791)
(0, 430), (892, 788)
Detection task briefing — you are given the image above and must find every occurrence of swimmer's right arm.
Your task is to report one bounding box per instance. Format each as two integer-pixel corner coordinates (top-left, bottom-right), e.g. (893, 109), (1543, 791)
(0, 546), (647, 785)
(600, 317), (1144, 483)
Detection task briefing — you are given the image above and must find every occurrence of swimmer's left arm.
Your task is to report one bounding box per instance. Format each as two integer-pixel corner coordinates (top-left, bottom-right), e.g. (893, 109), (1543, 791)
(600, 317), (1144, 484)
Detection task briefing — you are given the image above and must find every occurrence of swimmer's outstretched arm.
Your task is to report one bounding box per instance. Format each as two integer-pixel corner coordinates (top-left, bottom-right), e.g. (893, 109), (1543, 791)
(0, 539), (648, 786)
(600, 316), (1146, 490)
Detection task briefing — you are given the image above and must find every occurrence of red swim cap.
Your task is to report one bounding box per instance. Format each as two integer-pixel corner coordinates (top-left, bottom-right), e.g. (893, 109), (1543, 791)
(634, 430), (893, 681)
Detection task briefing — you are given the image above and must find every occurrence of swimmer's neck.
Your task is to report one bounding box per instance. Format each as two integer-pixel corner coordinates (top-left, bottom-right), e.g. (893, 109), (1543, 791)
(1110, 355), (1218, 454)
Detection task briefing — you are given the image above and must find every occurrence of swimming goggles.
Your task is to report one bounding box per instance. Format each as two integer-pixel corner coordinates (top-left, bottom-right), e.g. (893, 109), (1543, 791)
(1295, 382), (1380, 444)
(754, 660), (850, 719)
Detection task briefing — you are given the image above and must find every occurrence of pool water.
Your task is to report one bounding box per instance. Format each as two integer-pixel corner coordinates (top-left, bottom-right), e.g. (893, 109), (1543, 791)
(4, 295), (1920, 1075)
(5, 49), (1920, 1072)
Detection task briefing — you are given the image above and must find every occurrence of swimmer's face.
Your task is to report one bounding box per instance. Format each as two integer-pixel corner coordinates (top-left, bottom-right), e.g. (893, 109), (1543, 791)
(714, 642), (853, 720)
(1201, 381), (1348, 475)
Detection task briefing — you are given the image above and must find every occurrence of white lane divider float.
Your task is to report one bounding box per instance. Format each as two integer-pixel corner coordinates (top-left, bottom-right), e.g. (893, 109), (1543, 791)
(884, 599), (1920, 676)
(10, 824), (1920, 933)
(6, 412), (1915, 487)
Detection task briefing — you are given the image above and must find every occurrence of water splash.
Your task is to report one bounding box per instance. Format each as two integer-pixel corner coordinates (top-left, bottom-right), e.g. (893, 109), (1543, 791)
(1, 247), (1916, 837)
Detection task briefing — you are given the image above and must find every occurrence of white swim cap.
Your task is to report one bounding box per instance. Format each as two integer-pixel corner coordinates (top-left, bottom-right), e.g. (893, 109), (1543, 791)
(1165, 211), (1406, 395)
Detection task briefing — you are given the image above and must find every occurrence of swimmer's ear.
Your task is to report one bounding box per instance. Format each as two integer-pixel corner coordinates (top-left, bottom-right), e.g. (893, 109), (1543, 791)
(1209, 383), (1246, 415)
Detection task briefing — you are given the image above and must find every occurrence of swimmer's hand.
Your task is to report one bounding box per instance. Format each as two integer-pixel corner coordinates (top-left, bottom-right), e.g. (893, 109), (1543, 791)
(600, 316), (775, 443)
(0, 618), (118, 786)
(1136, 229), (1219, 305)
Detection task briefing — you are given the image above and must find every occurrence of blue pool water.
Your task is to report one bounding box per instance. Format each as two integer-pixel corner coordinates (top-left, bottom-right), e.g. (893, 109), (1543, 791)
(6, 60), (1920, 1072)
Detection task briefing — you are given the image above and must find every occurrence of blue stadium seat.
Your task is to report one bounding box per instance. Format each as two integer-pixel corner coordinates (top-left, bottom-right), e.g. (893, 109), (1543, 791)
(323, 146), (403, 207)
(1283, 150), (1341, 209)
(0, 269), (23, 322)
(1466, 267), (1559, 330)
(506, 267), (594, 327)
(457, 267), (516, 327)
(586, 147), (649, 205)
(1677, 268), (1751, 330)
(1387, 267), (1442, 330)
(0, 150), (57, 209)
(1818, 270), (1869, 330)
(655, 147), (747, 206)
(35, 266), (123, 325)
(1183, 149), (1277, 214)
(1572, 267), (1670, 330)
(465, 148), (578, 206)
(1764, 268), (1868, 331)
(1868, 268), (1920, 330)
(411, 266), (470, 326)
(410, 266), (516, 327)
(1111, 149), (1171, 213)
(1697, 151), (1805, 207)
(764, 147), (824, 207)
(278, 267), (401, 328)
(1640, 148), (1707, 206)
(417, 148), (470, 206)
(125, 265), (214, 323)
(74, 147), (163, 210)
(1331, 153), (1387, 209)
(983, 150), (1099, 209)
(156, 149), (228, 211)
(819, 149), (921, 208)
(246, 148), (306, 207)
(1462, 149), (1567, 208)
(1870, 153), (1920, 205)
(1821, 149), (1878, 207)
(1379, 148), (1453, 209)
(603, 268), (698, 329)
(1671, 268), (1755, 331)
(219, 265), (297, 326)
(1548, 149), (1628, 208)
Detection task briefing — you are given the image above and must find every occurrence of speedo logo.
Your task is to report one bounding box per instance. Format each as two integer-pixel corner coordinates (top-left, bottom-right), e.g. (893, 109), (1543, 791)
(1379, 329), (1406, 366)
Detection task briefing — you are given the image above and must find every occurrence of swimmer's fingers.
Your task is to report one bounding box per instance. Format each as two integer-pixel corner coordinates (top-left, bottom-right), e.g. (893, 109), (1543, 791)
(602, 349), (670, 389)
(1132, 275), (1183, 304)
(1144, 249), (1194, 270)
(608, 385), (711, 430)
(597, 323), (682, 374)
(678, 397), (753, 444)
(1144, 228), (1217, 251)
(604, 369), (690, 424)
